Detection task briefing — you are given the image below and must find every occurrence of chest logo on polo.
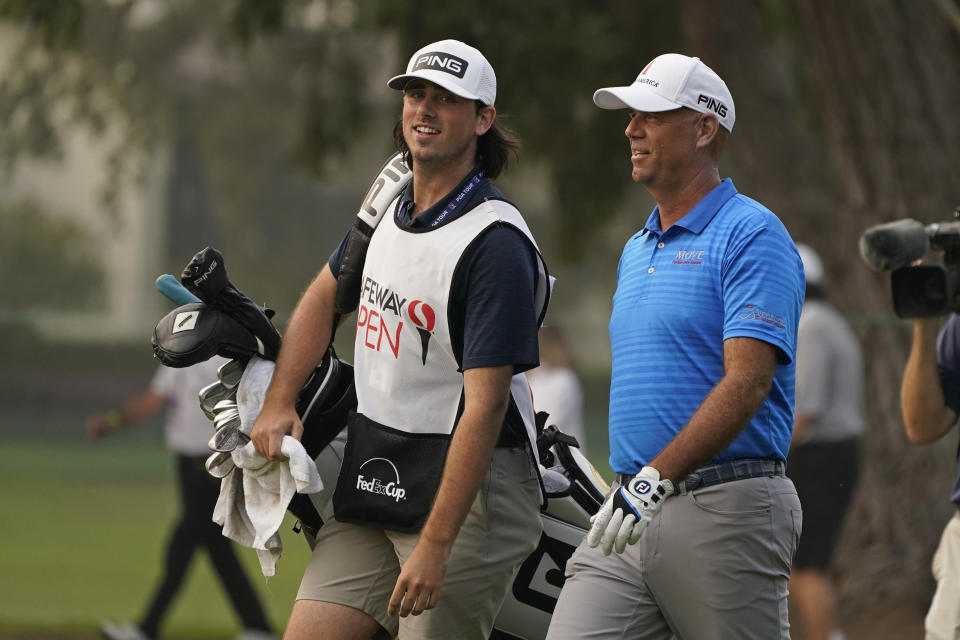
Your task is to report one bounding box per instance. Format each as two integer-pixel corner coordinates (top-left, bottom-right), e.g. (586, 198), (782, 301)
(672, 249), (706, 265)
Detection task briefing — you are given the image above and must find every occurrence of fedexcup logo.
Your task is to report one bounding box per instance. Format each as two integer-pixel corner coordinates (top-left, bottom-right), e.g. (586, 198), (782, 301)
(356, 457), (407, 502)
(412, 51), (468, 78)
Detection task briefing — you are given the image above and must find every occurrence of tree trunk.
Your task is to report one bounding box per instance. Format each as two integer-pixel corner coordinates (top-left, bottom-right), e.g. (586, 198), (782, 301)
(683, 0), (960, 615)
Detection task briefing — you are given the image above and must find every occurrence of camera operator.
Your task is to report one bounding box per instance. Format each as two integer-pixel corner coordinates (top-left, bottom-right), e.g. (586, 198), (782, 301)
(901, 308), (960, 639)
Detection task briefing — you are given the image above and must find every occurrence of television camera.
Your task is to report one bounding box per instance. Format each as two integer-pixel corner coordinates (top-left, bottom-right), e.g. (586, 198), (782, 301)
(859, 207), (960, 317)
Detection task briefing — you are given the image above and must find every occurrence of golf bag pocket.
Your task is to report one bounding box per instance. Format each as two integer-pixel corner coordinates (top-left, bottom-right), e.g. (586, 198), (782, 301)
(333, 411), (450, 533)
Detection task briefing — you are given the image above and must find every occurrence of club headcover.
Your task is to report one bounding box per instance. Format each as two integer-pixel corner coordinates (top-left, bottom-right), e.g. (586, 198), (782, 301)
(179, 247), (282, 358)
(181, 247), (230, 301)
(152, 302), (275, 367)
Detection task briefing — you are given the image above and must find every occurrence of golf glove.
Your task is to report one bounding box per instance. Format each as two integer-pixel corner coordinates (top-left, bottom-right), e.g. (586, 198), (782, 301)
(587, 466), (674, 555)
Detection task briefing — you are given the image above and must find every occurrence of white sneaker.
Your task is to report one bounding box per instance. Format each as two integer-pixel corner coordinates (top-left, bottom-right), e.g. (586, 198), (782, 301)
(235, 630), (277, 640)
(100, 621), (149, 640)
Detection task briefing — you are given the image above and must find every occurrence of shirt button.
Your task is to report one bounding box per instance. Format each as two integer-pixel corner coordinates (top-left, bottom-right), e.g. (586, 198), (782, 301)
(657, 242), (665, 249)
(648, 267), (655, 274)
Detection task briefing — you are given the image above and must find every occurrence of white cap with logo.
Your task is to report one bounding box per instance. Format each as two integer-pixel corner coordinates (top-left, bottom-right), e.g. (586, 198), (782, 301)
(388, 39), (497, 106)
(593, 53), (735, 132)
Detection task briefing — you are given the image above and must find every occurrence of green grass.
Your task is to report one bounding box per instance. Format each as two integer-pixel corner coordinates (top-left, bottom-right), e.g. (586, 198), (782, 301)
(0, 332), (614, 638)
(0, 436), (312, 639)
(0, 422), (613, 639)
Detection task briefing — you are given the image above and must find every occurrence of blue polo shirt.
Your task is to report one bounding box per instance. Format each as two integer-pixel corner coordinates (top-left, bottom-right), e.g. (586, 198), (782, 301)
(608, 179), (804, 475)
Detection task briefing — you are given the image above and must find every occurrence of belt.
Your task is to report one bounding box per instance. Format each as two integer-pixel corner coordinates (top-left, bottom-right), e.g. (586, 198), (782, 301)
(616, 458), (785, 494)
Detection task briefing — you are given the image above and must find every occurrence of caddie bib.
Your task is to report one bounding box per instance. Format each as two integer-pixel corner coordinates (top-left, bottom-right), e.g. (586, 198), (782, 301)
(332, 196), (550, 532)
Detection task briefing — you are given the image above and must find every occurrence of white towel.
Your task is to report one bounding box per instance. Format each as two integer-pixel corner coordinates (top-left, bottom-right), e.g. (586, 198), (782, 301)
(212, 356), (323, 577)
(540, 465), (571, 496)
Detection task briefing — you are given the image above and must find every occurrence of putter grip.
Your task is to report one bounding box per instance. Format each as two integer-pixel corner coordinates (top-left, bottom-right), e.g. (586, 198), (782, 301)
(155, 274), (201, 305)
(356, 152), (412, 228)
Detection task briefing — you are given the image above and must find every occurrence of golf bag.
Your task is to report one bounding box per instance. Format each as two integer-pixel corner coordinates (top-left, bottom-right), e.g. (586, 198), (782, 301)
(489, 420), (608, 640)
(152, 247), (355, 530)
(152, 239), (608, 639)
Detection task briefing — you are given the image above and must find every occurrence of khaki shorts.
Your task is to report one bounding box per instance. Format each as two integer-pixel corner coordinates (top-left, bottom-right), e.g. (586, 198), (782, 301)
(926, 512), (960, 640)
(297, 446), (542, 639)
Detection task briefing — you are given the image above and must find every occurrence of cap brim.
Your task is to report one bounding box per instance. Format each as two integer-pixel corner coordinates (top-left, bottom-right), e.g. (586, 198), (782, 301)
(593, 85), (682, 112)
(387, 71), (483, 102)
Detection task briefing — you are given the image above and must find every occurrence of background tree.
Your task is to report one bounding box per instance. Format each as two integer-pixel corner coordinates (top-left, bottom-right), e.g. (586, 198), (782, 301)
(3, 0), (960, 626)
(0, 0), (388, 311)
(682, 0), (960, 615)
(0, 0), (685, 314)
(797, 0), (960, 613)
(0, 199), (104, 310)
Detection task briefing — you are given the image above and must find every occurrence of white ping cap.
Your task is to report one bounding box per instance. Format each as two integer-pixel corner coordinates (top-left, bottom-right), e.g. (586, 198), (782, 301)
(593, 53), (735, 132)
(388, 39), (496, 106)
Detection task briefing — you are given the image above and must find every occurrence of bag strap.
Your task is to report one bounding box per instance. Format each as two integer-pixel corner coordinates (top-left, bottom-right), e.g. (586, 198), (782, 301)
(329, 153), (412, 344)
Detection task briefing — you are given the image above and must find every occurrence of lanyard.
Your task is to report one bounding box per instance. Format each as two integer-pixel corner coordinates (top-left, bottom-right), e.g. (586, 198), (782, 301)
(429, 171), (484, 228)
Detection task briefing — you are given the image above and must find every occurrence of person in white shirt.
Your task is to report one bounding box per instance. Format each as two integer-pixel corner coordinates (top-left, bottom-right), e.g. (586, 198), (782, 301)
(87, 358), (275, 640)
(527, 325), (586, 448)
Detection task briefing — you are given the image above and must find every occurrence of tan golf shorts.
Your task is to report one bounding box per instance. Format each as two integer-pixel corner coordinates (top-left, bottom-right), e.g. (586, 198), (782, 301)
(297, 446), (542, 639)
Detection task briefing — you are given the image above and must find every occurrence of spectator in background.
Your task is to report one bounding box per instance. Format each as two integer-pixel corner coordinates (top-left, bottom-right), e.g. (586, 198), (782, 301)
(527, 325), (587, 448)
(86, 358), (275, 640)
(788, 244), (865, 640)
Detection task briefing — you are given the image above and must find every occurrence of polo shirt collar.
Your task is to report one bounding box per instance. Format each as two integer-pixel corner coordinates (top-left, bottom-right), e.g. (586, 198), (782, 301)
(397, 166), (484, 228)
(641, 178), (738, 237)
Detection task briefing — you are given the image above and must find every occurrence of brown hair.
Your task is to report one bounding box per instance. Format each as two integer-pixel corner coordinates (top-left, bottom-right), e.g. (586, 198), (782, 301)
(391, 102), (520, 179)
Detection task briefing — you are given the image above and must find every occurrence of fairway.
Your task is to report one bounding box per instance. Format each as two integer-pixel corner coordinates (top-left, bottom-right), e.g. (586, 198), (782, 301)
(0, 335), (612, 640)
(0, 431), (312, 639)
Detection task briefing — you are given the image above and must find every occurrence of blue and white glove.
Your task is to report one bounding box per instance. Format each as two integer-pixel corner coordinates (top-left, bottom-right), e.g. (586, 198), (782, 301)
(587, 466), (674, 555)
